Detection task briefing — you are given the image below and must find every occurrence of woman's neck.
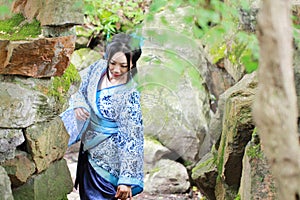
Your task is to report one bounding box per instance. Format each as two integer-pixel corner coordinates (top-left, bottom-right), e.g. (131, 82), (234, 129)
(99, 73), (127, 90)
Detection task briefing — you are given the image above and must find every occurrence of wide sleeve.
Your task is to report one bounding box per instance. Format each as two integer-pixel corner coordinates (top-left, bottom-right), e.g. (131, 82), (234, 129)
(60, 63), (95, 146)
(117, 90), (144, 195)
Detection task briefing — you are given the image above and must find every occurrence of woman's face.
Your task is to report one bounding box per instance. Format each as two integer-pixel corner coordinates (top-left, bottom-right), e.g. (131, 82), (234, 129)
(108, 51), (131, 80)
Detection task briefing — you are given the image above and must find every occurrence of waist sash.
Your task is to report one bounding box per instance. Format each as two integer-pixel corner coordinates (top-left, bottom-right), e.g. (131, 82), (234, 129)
(82, 112), (118, 151)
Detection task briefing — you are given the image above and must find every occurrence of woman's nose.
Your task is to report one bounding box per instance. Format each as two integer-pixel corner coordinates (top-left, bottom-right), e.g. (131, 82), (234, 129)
(113, 65), (121, 73)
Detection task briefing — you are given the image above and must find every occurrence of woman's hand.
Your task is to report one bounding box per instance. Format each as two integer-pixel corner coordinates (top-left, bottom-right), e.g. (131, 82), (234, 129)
(74, 108), (90, 121)
(115, 185), (132, 200)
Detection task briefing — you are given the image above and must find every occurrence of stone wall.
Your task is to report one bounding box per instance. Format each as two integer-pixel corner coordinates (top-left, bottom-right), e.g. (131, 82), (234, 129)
(0, 0), (84, 199)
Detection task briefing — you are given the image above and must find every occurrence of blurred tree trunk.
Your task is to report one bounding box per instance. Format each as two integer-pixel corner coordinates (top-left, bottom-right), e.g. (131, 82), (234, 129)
(253, 0), (300, 199)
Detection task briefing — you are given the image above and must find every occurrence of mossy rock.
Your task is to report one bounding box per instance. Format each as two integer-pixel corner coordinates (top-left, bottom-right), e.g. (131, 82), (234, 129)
(0, 14), (41, 40)
(48, 63), (81, 105)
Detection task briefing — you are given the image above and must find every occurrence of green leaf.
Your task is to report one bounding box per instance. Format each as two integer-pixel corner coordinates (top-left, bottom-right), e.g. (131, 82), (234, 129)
(241, 54), (258, 73)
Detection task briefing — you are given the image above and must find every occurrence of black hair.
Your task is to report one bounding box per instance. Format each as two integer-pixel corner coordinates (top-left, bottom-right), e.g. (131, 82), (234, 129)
(105, 33), (142, 81)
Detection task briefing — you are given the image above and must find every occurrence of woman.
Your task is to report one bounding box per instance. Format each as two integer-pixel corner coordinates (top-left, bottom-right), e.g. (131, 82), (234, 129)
(60, 33), (144, 200)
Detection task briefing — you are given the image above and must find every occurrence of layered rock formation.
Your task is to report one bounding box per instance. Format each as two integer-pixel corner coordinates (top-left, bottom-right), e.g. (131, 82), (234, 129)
(0, 0), (84, 199)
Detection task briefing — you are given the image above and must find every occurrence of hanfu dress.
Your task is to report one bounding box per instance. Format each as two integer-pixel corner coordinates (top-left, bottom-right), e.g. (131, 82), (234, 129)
(60, 60), (144, 200)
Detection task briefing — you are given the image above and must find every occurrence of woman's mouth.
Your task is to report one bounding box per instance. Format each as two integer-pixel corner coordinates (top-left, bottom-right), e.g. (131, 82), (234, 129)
(112, 74), (121, 77)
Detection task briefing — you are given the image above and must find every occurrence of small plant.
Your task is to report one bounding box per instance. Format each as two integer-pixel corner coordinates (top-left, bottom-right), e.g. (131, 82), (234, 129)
(247, 128), (263, 159)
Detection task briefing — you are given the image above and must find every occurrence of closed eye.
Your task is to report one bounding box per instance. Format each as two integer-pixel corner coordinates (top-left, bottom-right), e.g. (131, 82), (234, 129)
(110, 61), (127, 68)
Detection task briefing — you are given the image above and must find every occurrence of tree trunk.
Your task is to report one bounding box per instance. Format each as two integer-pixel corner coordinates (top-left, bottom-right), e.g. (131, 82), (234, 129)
(253, 0), (300, 199)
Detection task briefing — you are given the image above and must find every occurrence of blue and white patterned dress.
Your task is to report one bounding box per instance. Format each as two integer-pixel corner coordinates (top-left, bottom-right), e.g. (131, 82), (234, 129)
(60, 59), (144, 198)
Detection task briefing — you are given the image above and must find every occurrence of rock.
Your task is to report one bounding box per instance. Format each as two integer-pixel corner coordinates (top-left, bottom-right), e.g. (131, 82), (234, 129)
(25, 116), (69, 173)
(293, 46), (300, 117)
(12, 0), (84, 26)
(2, 151), (36, 187)
(144, 159), (190, 194)
(204, 61), (236, 102)
(0, 80), (57, 128)
(191, 151), (218, 200)
(239, 140), (277, 200)
(0, 166), (14, 200)
(214, 72), (257, 199)
(144, 137), (172, 170)
(42, 25), (76, 38)
(0, 36), (76, 78)
(0, 129), (24, 162)
(37, 0), (84, 26)
(12, 0), (39, 21)
(0, 41), (9, 65)
(12, 159), (73, 200)
(71, 48), (102, 72)
(138, 6), (211, 165)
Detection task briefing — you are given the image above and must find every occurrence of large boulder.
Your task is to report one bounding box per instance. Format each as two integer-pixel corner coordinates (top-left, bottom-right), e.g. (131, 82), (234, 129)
(138, 6), (211, 165)
(215, 72), (257, 200)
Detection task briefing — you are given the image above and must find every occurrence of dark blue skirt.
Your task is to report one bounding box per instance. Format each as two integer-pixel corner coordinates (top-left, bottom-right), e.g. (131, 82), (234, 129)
(75, 143), (117, 200)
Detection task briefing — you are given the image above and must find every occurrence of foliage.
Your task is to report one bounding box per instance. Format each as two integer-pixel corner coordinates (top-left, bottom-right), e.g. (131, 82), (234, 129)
(146, 0), (260, 73)
(81, 0), (146, 40)
(0, 14), (41, 40)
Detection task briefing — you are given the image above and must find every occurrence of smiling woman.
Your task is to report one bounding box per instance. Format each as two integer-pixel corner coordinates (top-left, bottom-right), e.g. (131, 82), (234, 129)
(100, 51), (131, 88)
(60, 33), (144, 200)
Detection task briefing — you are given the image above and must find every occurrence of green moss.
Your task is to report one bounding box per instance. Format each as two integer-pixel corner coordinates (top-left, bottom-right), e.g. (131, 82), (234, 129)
(0, 13), (41, 40)
(234, 193), (241, 200)
(148, 167), (160, 176)
(192, 156), (215, 174)
(210, 43), (226, 64)
(183, 160), (193, 167)
(48, 63), (81, 104)
(144, 135), (162, 145)
(246, 127), (263, 159)
(217, 135), (226, 180)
